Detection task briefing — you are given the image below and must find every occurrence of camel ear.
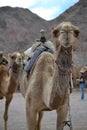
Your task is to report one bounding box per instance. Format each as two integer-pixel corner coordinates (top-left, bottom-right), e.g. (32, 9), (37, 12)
(8, 53), (17, 59)
(72, 25), (80, 37)
(52, 23), (64, 38)
(52, 26), (60, 38)
(21, 53), (25, 59)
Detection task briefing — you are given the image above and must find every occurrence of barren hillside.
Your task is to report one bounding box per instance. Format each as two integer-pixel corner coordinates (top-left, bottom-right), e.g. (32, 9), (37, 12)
(0, 0), (87, 66)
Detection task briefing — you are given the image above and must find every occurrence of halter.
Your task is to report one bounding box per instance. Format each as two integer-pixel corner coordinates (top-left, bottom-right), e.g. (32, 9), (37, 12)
(58, 66), (72, 75)
(8, 62), (20, 73)
(55, 44), (73, 75)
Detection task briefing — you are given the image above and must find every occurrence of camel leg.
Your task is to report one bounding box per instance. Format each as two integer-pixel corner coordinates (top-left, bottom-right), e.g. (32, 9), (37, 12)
(25, 97), (37, 130)
(4, 94), (13, 130)
(37, 111), (43, 130)
(56, 102), (68, 130)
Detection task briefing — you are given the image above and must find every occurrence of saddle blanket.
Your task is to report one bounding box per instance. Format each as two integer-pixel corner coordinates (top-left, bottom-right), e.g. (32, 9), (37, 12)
(24, 46), (54, 72)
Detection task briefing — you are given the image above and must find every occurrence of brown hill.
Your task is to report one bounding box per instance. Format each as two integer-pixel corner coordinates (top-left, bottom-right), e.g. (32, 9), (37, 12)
(0, 0), (87, 66)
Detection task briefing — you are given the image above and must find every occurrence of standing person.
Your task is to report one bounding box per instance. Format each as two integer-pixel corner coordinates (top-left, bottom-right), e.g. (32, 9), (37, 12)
(79, 72), (85, 100)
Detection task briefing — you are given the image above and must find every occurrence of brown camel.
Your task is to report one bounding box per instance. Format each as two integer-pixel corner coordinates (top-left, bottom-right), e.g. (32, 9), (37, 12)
(0, 52), (22, 130)
(20, 22), (80, 130)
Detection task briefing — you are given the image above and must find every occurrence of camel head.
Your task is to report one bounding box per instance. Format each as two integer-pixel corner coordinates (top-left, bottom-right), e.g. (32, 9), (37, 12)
(8, 52), (22, 73)
(52, 22), (80, 51)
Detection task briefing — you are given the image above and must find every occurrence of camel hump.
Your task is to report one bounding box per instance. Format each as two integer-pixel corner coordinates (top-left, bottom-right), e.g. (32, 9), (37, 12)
(35, 51), (55, 67)
(32, 52), (55, 79)
(30, 52), (56, 108)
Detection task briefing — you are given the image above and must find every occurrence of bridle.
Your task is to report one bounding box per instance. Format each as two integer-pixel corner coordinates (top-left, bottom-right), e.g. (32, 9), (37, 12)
(58, 66), (72, 75)
(8, 62), (20, 73)
(55, 44), (73, 75)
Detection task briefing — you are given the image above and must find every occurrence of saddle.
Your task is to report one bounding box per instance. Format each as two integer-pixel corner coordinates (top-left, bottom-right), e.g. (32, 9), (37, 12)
(24, 46), (54, 78)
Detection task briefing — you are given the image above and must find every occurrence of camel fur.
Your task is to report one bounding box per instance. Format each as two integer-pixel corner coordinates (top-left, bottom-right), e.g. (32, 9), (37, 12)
(20, 21), (80, 130)
(0, 52), (22, 130)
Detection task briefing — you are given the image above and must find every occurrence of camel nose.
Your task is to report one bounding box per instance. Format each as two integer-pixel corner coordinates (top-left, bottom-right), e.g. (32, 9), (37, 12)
(65, 33), (69, 41)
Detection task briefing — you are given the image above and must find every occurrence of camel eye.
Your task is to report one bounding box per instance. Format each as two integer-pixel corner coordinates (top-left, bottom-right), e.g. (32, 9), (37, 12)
(69, 30), (73, 33)
(60, 29), (65, 33)
(60, 30), (64, 33)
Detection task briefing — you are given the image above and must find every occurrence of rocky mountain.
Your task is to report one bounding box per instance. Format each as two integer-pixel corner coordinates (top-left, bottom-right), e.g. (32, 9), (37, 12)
(0, 0), (87, 66)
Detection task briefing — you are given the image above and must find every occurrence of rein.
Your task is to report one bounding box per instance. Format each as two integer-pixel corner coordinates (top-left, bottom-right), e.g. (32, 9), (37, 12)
(58, 66), (72, 75)
(55, 44), (73, 128)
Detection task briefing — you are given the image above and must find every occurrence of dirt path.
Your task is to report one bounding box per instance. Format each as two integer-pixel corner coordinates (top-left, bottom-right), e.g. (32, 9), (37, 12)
(0, 90), (87, 130)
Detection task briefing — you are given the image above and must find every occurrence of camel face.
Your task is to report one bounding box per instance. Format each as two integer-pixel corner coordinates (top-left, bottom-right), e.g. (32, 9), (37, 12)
(52, 22), (80, 49)
(8, 52), (22, 68)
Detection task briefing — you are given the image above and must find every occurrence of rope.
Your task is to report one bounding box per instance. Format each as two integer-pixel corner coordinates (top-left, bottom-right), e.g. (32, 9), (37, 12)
(63, 95), (73, 130)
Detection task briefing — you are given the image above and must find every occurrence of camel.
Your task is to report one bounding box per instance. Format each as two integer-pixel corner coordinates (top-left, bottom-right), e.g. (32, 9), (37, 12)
(0, 52), (22, 130)
(20, 22), (80, 130)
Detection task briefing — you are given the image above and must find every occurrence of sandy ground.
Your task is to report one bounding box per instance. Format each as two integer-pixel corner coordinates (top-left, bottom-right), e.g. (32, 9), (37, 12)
(0, 90), (87, 130)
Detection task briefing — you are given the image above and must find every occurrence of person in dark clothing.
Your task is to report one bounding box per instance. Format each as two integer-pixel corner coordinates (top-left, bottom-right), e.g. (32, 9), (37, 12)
(40, 29), (46, 43)
(79, 72), (85, 100)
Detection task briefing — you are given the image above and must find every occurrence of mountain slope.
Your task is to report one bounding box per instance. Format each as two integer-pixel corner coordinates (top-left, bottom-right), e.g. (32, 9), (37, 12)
(0, 6), (50, 53)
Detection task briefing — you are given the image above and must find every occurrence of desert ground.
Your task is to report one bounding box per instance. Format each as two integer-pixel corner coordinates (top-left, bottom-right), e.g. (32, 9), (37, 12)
(0, 89), (87, 130)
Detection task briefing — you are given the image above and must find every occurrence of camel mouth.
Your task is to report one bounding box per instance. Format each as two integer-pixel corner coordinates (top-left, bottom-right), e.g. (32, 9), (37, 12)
(14, 62), (21, 68)
(61, 43), (72, 48)
(9, 61), (21, 73)
(59, 37), (73, 48)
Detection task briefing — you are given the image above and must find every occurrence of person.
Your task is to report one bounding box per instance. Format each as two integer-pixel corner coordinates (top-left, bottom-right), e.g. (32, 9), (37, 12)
(24, 29), (55, 77)
(0, 51), (8, 66)
(79, 72), (85, 100)
(40, 29), (47, 43)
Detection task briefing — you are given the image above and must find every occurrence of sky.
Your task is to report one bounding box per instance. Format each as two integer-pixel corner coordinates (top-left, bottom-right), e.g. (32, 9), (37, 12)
(0, 0), (79, 20)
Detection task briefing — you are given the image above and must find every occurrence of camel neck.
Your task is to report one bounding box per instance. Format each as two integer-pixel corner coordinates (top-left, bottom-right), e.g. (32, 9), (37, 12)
(56, 46), (73, 75)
